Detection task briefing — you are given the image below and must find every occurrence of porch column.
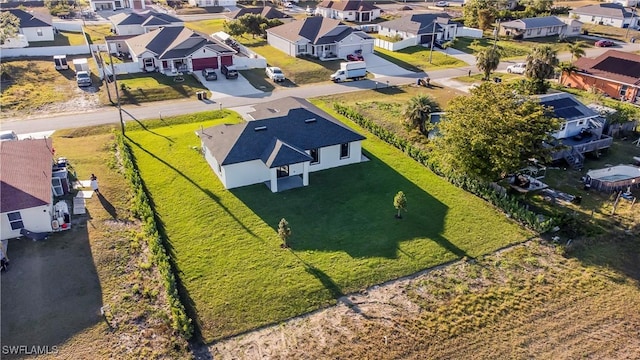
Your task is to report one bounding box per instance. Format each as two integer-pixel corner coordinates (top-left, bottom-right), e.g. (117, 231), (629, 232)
(270, 168), (278, 193)
(302, 162), (309, 186)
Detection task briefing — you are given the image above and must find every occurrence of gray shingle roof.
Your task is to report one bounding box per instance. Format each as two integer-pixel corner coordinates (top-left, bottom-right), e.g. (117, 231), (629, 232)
(197, 98), (365, 166)
(110, 10), (182, 26)
(226, 6), (289, 20)
(126, 26), (235, 59)
(3, 8), (52, 28)
(0, 138), (53, 213)
(570, 3), (632, 19)
(267, 17), (370, 44)
(500, 16), (566, 30)
(317, 0), (379, 11)
(378, 13), (453, 35)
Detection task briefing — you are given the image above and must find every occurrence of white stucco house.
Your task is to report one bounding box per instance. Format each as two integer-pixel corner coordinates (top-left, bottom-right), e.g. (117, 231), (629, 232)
(315, 0), (381, 22)
(90, 0), (146, 11)
(116, 26), (236, 74)
(266, 17), (374, 60)
(2, 9), (54, 43)
(499, 16), (582, 39)
(378, 13), (458, 45)
(188, 0), (237, 8)
(0, 139), (55, 241)
(196, 97), (366, 192)
(109, 11), (183, 36)
(569, 3), (639, 28)
(609, 0), (638, 7)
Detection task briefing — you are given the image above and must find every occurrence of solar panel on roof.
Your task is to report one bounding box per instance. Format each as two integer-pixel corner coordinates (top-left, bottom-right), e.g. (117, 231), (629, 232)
(542, 97), (580, 109)
(555, 107), (583, 119)
(593, 58), (640, 79)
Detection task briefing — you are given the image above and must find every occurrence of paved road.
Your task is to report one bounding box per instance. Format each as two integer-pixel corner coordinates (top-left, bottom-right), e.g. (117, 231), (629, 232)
(4, 42), (638, 135)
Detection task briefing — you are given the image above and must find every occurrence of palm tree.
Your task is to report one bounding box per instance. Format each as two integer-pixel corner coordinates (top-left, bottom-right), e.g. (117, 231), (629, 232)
(558, 62), (578, 86)
(403, 95), (439, 134)
(475, 47), (501, 81)
(567, 41), (586, 62)
(525, 45), (559, 80)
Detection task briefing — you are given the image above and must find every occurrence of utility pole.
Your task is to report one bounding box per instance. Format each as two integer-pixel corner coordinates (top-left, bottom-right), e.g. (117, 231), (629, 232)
(493, 18), (500, 49)
(624, 4), (638, 40)
(428, 20), (437, 63)
(108, 51), (125, 135)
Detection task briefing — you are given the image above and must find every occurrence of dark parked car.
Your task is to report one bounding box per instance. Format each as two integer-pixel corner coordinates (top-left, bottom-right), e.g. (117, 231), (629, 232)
(202, 68), (217, 81)
(221, 64), (238, 79)
(595, 40), (615, 47)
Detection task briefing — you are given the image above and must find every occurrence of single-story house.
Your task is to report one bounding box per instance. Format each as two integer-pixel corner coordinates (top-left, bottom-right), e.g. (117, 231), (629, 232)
(499, 16), (582, 39)
(188, 0), (236, 8)
(2, 9), (54, 43)
(90, 0), (146, 11)
(315, 0), (381, 22)
(377, 13), (457, 45)
(562, 50), (640, 104)
(109, 10), (183, 36)
(539, 92), (613, 167)
(266, 17), (374, 60)
(0, 139), (55, 240)
(569, 3), (639, 28)
(196, 97), (366, 192)
(609, 0), (638, 7)
(225, 6), (290, 21)
(121, 26), (236, 74)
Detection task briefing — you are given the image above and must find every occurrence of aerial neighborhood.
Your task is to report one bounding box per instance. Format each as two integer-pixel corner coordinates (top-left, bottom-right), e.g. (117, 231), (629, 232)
(1, 0), (640, 358)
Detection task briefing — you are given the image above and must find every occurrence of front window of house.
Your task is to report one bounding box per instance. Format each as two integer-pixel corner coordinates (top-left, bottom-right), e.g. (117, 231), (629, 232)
(297, 44), (306, 53)
(577, 119), (586, 126)
(620, 85), (628, 96)
(560, 123), (567, 131)
(310, 148), (319, 164)
(37, 28), (43, 36)
(7, 212), (24, 230)
(340, 143), (349, 159)
(144, 58), (154, 67)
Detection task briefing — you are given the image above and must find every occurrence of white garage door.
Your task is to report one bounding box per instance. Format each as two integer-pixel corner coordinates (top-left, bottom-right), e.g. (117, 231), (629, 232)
(339, 43), (372, 59)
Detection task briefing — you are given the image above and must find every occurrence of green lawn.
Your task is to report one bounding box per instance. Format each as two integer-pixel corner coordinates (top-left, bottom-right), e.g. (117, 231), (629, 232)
(452, 37), (584, 59)
(108, 73), (207, 105)
(84, 24), (112, 45)
(127, 108), (531, 342)
(374, 47), (467, 72)
(185, 19), (227, 35)
(454, 72), (523, 83)
(27, 31), (87, 47)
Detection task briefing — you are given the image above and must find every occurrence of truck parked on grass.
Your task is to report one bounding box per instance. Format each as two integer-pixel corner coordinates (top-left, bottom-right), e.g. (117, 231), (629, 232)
(330, 61), (367, 82)
(54, 55), (68, 70)
(73, 58), (89, 73)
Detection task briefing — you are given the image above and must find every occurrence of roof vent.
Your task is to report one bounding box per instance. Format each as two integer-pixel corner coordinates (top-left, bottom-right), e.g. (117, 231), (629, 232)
(304, 118), (317, 123)
(254, 126), (267, 131)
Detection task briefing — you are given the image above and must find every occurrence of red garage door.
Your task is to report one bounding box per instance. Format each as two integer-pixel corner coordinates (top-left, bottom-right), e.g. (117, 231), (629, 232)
(192, 57), (218, 71)
(220, 55), (233, 66)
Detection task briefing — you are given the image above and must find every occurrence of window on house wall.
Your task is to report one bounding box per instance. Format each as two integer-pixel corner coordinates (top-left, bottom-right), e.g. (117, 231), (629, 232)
(310, 148), (319, 164)
(560, 123), (567, 131)
(537, 28), (542, 35)
(620, 85), (628, 97)
(144, 58), (154, 67)
(37, 28), (43, 36)
(577, 119), (586, 126)
(340, 143), (349, 159)
(7, 212), (24, 230)
(297, 44), (306, 53)
(527, 29), (532, 35)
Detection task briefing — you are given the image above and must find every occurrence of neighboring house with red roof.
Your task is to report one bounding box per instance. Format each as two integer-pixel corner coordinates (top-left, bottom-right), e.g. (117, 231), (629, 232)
(196, 97), (365, 192)
(2, 9), (54, 43)
(119, 26), (236, 74)
(569, 3), (639, 28)
(90, 0), (146, 11)
(266, 17), (374, 60)
(315, 0), (381, 22)
(225, 6), (290, 21)
(108, 11), (183, 36)
(562, 50), (640, 104)
(0, 139), (55, 240)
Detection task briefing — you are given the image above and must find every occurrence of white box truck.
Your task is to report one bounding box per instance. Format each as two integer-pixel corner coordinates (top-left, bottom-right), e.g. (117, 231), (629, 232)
(73, 58), (89, 73)
(54, 55), (68, 70)
(330, 61), (367, 82)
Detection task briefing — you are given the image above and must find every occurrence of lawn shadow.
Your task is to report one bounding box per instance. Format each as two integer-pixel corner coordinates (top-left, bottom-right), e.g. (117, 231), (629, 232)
(373, 85), (406, 95)
(232, 150), (469, 260)
(97, 192), (117, 219)
(0, 219), (103, 353)
(121, 109), (174, 142)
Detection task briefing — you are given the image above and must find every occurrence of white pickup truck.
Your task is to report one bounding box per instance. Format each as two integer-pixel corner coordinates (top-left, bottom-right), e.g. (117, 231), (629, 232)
(266, 66), (286, 82)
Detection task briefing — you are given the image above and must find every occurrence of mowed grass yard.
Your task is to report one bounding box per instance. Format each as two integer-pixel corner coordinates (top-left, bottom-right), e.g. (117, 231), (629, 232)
(103, 73), (207, 105)
(127, 109), (532, 342)
(375, 47), (467, 72)
(452, 37), (588, 59)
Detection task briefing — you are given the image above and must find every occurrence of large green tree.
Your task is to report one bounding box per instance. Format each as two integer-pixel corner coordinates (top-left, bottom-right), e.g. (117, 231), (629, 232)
(475, 47), (501, 80)
(226, 14), (283, 38)
(403, 95), (440, 134)
(463, 0), (497, 29)
(525, 45), (559, 94)
(431, 83), (560, 181)
(0, 12), (20, 45)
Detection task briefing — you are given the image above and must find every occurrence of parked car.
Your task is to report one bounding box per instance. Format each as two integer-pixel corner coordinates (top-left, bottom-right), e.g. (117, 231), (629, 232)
(595, 40), (615, 47)
(284, 2), (293, 8)
(506, 62), (526, 74)
(202, 68), (217, 81)
(265, 66), (286, 82)
(347, 53), (364, 61)
(435, 1), (449, 7)
(221, 64), (238, 79)
(76, 71), (92, 87)
(0, 130), (18, 142)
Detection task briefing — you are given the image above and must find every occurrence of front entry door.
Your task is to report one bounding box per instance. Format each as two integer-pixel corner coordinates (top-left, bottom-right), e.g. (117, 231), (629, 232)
(277, 165), (289, 178)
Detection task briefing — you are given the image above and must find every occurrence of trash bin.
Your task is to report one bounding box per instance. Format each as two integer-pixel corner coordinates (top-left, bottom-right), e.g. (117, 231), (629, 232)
(494, 77), (502, 83)
(197, 91), (203, 100)
(202, 91), (208, 100)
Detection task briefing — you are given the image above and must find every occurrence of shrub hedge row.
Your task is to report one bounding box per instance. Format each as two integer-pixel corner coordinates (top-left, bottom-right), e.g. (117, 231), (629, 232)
(115, 132), (194, 339)
(333, 103), (557, 233)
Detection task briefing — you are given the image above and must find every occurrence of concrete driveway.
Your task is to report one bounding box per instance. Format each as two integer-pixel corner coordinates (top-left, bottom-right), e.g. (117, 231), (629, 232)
(193, 70), (263, 99)
(363, 53), (416, 78)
